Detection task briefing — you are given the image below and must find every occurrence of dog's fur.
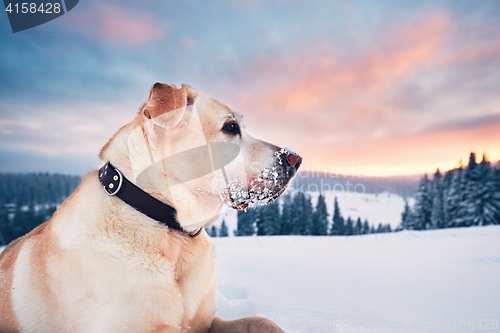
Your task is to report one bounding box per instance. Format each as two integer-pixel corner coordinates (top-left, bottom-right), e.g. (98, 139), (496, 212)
(0, 83), (300, 333)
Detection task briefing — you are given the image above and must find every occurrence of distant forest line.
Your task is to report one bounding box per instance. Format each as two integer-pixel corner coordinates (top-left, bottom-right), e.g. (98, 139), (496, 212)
(229, 192), (391, 238)
(1, 152), (498, 245)
(210, 152), (500, 237)
(0, 173), (80, 205)
(0, 173), (80, 245)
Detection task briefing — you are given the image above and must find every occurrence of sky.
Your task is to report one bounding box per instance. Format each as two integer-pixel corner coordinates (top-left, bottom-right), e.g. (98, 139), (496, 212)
(1, 0), (499, 176)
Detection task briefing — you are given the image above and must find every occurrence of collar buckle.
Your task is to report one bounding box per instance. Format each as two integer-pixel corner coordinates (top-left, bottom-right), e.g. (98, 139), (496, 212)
(99, 162), (123, 196)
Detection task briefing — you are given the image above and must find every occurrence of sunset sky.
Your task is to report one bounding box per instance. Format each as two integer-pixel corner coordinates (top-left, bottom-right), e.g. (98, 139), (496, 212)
(1, 0), (499, 176)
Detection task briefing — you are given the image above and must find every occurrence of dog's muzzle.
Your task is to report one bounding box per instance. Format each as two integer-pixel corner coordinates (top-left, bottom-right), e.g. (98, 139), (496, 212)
(227, 148), (302, 210)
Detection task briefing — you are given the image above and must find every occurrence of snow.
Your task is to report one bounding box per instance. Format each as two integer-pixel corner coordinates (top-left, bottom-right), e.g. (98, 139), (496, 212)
(212, 226), (500, 332)
(2, 227), (498, 332)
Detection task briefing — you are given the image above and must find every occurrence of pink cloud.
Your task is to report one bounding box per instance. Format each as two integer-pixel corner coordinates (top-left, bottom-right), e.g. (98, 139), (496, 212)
(223, 14), (450, 125)
(62, 2), (164, 47)
(210, 13), (500, 175)
(296, 113), (500, 176)
(442, 41), (500, 65)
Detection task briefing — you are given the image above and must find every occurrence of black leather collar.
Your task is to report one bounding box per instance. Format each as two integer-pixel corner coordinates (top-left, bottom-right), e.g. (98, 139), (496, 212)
(98, 162), (202, 238)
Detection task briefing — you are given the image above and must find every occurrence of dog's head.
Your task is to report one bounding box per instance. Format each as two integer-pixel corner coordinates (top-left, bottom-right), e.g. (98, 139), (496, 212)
(100, 82), (302, 230)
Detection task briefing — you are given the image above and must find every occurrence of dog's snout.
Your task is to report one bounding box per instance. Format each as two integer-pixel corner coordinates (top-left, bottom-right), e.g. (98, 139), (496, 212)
(286, 153), (302, 169)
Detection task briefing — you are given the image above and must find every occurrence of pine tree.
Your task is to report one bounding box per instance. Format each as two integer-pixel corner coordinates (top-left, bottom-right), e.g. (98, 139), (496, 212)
(430, 169), (445, 229)
(362, 220), (370, 234)
(280, 193), (293, 235)
(456, 152), (480, 227)
(412, 174), (432, 230)
(492, 163), (500, 224)
(302, 194), (314, 235)
(354, 217), (362, 235)
(261, 202), (281, 235)
(472, 155), (500, 225)
(330, 197), (344, 235)
(210, 225), (218, 237)
(345, 217), (354, 236)
(256, 206), (266, 236)
(311, 194), (328, 235)
(444, 167), (465, 228)
(290, 193), (303, 235)
(219, 220), (229, 237)
(289, 192), (312, 235)
(236, 209), (255, 236)
(400, 199), (413, 230)
(442, 169), (455, 226)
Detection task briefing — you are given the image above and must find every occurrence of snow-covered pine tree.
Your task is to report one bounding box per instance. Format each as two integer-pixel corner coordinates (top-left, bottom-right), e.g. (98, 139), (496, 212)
(345, 216), (354, 235)
(442, 169), (454, 226)
(311, 193), (328, 235)
(375, 223), (392, 233)
(362, 219), (370, 234)
(412, 174), (432, 230)
(492, 162), (500, 224)
(288, 192), (312, 235)
(261, 201), (281, 235)
(256, 206), (266, 236)
(354, 217), (362, 235)
(400, 199), (413, 230)
(210, 225), (218, 237)
(472, 154), (500, 225)
(219, 220), (229, 237)
(430, 169), (445, 229)
(236, 209), (255, 236)
(456, 152), (480, 227)
(290, 192), (303, 235)
(444, 167), (465, 228)
(302, 194), (314, 235)
(330, 196), (344, 235)
(280, 193), (293, 235)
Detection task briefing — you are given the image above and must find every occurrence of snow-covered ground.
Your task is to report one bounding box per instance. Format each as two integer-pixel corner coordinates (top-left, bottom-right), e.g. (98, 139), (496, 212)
(2, 226), (498, 332)
(213, 226), (500, 332)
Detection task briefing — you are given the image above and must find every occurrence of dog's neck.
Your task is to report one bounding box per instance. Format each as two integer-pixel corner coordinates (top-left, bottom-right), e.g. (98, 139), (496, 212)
(99, 118), (223, 231)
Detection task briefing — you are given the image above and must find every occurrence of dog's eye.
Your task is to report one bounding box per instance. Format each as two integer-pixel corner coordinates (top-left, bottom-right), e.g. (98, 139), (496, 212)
(222, 122), (241, 136)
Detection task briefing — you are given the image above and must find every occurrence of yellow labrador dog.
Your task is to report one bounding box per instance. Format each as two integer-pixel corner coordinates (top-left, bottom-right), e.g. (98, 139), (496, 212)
(0, 83), (302, 333)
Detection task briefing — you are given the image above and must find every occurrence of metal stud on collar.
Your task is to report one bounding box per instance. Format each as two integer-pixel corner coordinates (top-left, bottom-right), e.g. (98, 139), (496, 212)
(104, 167), (123, 196)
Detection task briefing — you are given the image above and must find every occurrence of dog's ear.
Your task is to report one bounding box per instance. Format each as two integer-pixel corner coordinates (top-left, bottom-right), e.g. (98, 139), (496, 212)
(143, 83), (187, 127)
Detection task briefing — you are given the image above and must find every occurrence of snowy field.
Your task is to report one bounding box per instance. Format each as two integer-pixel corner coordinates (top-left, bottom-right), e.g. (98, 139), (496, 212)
(213, 226), (500, 333)
(2, 226), (498, 332)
